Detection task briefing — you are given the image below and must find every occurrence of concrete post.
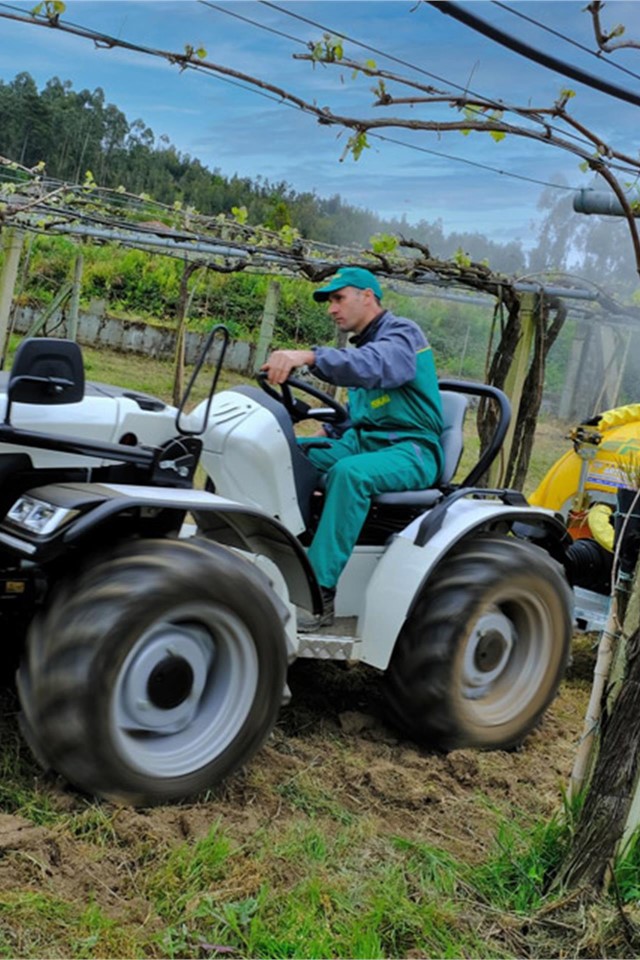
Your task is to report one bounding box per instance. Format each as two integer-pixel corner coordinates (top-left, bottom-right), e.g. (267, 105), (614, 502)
(595, 324), (622, 412)
(172, 261), (202, 406)
(559, 319), (589, 421)
(67, 250), (84, 342)
(253, 280), (281, 374)
(0, 227), (25, 365)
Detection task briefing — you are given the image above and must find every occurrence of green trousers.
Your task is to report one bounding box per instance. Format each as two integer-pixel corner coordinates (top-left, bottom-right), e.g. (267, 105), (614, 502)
(301, 430), (440, 590)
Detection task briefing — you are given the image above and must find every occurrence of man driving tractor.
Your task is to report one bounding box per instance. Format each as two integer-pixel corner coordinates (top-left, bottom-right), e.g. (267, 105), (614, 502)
(262, 267), (443, 631)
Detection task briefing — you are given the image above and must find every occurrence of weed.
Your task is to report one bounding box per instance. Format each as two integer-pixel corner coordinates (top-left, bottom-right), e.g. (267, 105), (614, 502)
(614, 829), (640, 903)
(391, 836), (460, 897)
(470, 804), (575, 912)
(0, 892), (145, 959)
(275, 776), (354, 824)
(145, 822), (232, 920)
(66, 803), (121, 846)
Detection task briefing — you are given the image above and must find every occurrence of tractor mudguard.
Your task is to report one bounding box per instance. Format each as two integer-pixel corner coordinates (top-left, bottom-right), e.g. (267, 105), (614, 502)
(0, 482), (319, 614)
(357, 496), (570, 671)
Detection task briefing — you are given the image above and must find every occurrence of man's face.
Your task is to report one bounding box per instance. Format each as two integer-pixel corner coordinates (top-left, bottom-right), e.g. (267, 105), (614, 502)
(326, 286), (376, 334)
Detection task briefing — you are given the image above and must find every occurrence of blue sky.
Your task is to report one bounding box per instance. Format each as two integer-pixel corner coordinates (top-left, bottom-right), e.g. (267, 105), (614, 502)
(0, 0), (639, 249)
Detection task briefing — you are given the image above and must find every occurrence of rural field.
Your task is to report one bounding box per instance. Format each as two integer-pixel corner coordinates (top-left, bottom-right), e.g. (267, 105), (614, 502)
(0, 344), (636, 959)
(0, 639), (606, 960)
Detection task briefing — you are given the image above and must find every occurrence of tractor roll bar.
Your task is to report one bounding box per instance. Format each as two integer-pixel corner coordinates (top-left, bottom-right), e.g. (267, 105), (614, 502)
(437, 379), (511, 488)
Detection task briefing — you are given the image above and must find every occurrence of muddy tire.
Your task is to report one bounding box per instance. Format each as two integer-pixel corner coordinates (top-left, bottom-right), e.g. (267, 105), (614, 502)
(17, 538), (288, 804)
(384, 536), (572, 751)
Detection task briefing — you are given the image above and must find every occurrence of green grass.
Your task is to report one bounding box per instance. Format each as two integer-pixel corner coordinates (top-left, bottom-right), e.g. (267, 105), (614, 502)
(140, 819), (508, 959)
(0, 892), (148, 959)
(469, 809), (574, 913)
(615, 829), (640, 902)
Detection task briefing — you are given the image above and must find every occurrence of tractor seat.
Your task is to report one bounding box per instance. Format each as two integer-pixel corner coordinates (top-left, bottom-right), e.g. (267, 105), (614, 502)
(313, 390), (468, 509)
(372, 390), (468, 508)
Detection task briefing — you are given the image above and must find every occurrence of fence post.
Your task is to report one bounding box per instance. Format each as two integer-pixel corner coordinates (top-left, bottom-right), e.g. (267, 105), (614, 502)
(0, 227), (25, 366)
(488, 291), (537, 486)
(67, 249), (84, 342)
(172, 261), (202, 406)
(253, 280), (281, 373)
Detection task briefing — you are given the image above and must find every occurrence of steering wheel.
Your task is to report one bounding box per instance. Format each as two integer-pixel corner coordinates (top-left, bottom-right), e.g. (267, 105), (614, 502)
(257, 372), (349, 425)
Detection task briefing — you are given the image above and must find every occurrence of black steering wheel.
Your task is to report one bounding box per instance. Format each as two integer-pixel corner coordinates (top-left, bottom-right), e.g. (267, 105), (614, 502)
(257, 372), (349, 425)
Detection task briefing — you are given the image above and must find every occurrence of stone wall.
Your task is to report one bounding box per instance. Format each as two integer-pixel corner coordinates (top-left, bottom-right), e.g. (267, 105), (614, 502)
(11, 301), (256, 373)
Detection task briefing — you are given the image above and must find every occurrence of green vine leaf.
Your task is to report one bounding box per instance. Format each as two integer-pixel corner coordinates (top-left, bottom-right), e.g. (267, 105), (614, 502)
(369, 232), (398, 255)
(452, 247), (471, 268)
(372, 80), (387, 100)
(310, 33), (344, 64)
(343, 131), (370, 161)
(231, 205), (248, 225)
(32, 0), (65, 19)
(278, 224), (301, 246)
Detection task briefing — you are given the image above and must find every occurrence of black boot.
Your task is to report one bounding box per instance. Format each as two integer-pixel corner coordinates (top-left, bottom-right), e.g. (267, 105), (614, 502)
(297, 586), (336, 633)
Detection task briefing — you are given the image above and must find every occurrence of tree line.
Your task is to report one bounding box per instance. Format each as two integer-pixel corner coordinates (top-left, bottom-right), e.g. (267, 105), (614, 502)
(0, 71), (539, 274)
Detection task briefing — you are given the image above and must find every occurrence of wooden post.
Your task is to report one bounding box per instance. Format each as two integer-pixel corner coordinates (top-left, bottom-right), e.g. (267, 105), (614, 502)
(488, 291), (537, 486)
(253, 280), (281, 374)
(67, 249), (84, 342)
(0, 227), (25, 365)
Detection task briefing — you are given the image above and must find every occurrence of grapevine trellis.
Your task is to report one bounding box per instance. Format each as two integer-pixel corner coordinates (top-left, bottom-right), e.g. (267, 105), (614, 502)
(2, 158), (639, 485)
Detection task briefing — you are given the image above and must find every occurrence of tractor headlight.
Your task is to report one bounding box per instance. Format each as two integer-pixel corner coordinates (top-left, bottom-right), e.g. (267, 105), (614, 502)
(6, 496), (77, 536)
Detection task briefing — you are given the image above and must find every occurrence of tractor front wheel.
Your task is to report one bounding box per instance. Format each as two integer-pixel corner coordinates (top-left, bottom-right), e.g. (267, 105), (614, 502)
(384, 536), (572, 751)
(18, 538), (288, 804)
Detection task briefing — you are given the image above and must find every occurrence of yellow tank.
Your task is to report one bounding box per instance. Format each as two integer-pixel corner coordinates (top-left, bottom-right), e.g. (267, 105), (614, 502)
(529, 404), (640, 520)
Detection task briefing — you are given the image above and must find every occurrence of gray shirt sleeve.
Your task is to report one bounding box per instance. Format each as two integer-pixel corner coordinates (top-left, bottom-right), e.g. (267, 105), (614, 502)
(312, 324), (420, 390)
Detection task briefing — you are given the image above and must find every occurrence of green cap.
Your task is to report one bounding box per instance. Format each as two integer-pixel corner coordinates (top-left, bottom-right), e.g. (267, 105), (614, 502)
(313, 267), (383, 302)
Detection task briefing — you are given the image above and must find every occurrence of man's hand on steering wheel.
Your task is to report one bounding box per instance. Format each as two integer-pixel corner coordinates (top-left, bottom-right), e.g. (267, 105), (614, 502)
(257, 370), (349, 426)
(261, 349), (316, 385)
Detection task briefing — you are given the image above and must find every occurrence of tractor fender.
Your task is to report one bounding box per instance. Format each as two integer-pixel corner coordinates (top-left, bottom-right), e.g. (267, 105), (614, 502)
(1, 482), (319, 614)
(358, 496), (569, 671)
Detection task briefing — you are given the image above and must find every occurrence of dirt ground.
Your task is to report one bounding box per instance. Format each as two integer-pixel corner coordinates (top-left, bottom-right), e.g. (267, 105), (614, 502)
(0, 638), (595, 928)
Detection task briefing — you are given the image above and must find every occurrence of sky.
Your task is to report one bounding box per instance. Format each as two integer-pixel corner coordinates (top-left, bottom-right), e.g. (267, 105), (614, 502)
(0, 0), (639, 250)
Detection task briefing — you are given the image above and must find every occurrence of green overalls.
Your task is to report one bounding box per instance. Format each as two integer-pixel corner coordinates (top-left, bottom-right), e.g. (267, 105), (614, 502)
(302, 310), (443, 590)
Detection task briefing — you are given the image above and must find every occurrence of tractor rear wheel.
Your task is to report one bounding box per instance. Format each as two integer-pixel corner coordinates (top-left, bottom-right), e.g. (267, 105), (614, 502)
(17, 537), (288, 804)
(384, 536), (572, 751)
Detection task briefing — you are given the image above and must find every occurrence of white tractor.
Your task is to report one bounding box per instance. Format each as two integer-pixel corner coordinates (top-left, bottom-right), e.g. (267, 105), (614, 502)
(0, 329), (573, 804)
